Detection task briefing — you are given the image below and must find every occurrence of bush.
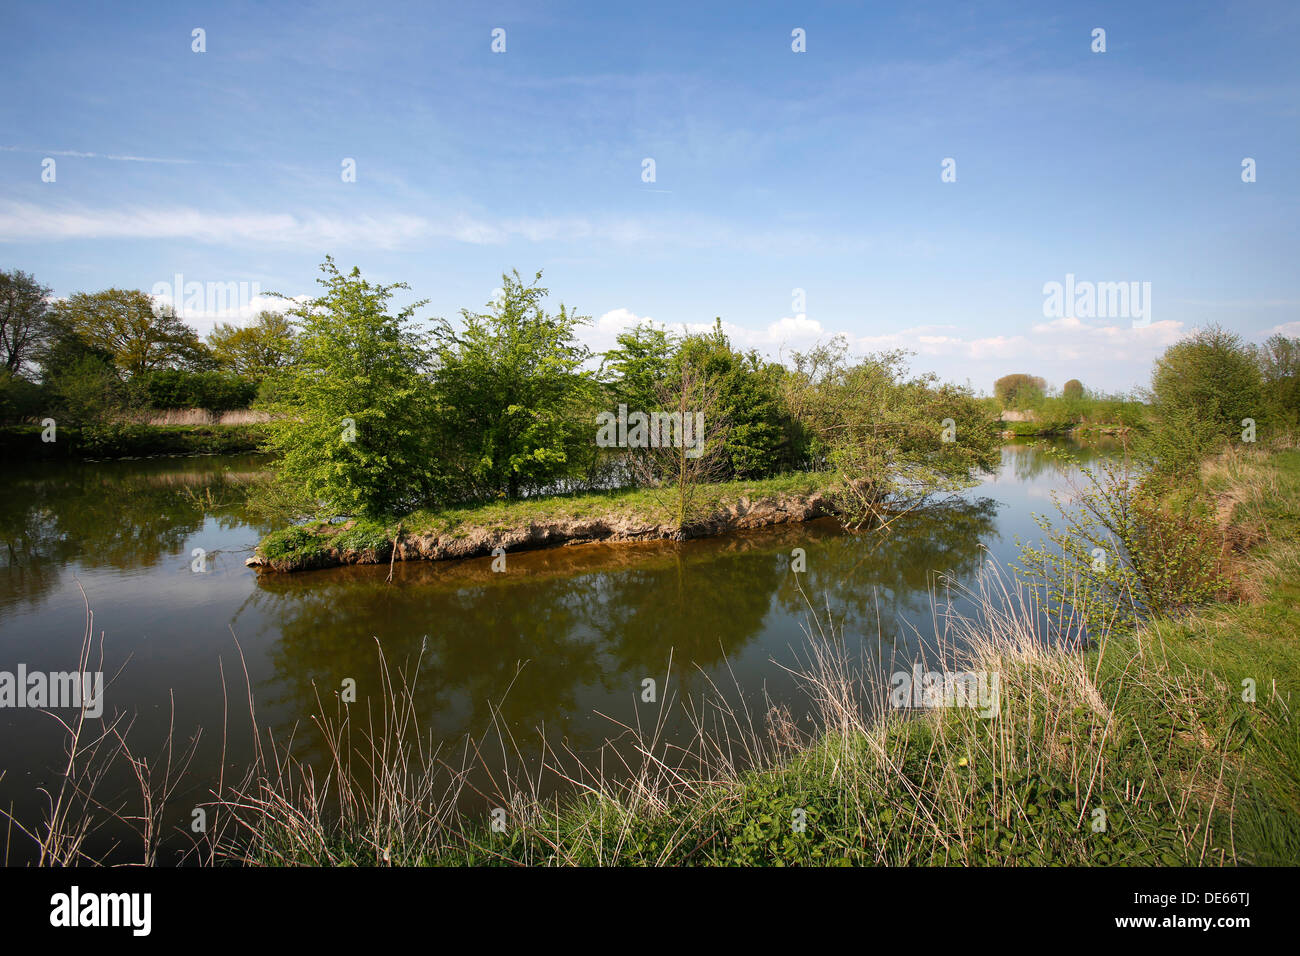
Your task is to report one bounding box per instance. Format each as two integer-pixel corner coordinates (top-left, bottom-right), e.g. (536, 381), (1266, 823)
(129, 369), (257, 412)
(1256, 334), (1300, 432)
(0, 372), (46, 424)
(994, 373), (1046, 409)
(1146, 325), (1262, 474)
(262, 258), (442, 518)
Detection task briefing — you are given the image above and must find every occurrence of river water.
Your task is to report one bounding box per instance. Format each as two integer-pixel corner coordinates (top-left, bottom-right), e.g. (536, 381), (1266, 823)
(0, 439), (1112, 862)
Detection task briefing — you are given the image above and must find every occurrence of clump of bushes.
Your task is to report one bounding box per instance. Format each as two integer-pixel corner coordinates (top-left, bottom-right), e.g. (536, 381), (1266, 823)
(128, 369), (258, 413)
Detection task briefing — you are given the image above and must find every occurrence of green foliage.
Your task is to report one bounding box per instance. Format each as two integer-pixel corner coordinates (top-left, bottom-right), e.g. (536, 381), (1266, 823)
(1145, 325), (1263, 474)
(994, 372), (1046, 409)
(260, 518), (394, 562)
(1017, 451), (1228, 638)
(0, 422), (265, 459)
(47, 289), (208, 377)
(207, 310), (294, 379)
(674, 320), (795, 479)
(1255, 334), (1300, 432)
(429, 270), (598, 500)
(129, 368), (257, 411)
(0, 370), (45, 423)
(599, 322), (674, 413)
(48, 353), (123, 426)
(261, 257), (441, 518)
(260, 524), (316, 561)
(786, 342), (1001, 528)
(1062, 378), (1084, 401)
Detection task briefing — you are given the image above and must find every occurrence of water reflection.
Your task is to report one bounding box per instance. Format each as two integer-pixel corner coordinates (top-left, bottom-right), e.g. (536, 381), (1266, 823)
(0, 455), (269, 614)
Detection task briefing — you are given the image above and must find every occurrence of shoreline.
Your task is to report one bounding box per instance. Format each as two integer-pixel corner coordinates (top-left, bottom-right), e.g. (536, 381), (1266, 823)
(0, 422), (266, 460)
(248, 482), (837, 573)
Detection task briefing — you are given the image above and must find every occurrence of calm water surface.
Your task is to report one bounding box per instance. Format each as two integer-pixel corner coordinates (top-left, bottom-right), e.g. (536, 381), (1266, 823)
(0, 440), (1111, 860)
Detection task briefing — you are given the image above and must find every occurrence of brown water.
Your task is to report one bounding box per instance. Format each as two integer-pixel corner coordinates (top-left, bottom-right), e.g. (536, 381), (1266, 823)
(0, 440), (1114, 862)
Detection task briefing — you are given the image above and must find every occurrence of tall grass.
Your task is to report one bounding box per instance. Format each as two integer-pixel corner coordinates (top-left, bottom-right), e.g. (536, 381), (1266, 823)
(121, 408), (271, 426)
(0, 586), (199, 866)
(201, 568), (1242, 866)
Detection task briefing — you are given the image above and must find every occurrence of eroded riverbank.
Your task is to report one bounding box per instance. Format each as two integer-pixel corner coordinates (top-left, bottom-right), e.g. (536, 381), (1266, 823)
(247, 476), (837, 573)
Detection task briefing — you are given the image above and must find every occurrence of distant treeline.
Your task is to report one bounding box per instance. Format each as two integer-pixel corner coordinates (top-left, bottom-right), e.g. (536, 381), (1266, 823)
(988, 337), (1300, 440)
(5, 264), (1296, 490)
(1, 268), (292, 430)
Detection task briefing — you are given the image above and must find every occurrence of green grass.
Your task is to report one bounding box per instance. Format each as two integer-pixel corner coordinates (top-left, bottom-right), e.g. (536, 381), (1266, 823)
(256, 472), (832, 566)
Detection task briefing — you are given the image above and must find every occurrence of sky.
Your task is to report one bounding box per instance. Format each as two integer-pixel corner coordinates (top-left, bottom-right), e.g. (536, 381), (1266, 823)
(1, 0), (1297, 394)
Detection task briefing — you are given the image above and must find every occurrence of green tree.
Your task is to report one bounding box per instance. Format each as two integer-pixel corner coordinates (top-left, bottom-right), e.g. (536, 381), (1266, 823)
(627, 352), (733, 528)
(1062, 379), (1085, 401)
(429, 270), (597, 500)
(207, 310), (294, 379)
(600, 322), (675, 412)
(262, 258), (439, 517)
(1146, 325), (1262, 473)
(0, 269), (53, 374)
(673, 320), (793, 479)
(994, 373), (1046, 409)
(48, 353), (123, 427)
(787, 347), (1001, 529)
(47, 289), (207, 378)
(1254, 334), (1300, 430)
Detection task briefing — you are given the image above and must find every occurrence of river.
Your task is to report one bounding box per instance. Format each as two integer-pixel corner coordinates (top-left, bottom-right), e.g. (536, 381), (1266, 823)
(0, 439), (1113, 862)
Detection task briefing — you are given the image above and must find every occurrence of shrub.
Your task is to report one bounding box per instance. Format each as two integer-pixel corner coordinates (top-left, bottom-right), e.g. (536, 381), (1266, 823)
(1146, 325), (1262, 473)
(129, 369), (257, 412)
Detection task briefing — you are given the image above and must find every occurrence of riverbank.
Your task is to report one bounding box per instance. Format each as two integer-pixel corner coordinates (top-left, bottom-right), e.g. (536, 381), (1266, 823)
(222, 442), (1299, 866)
(999, 419), (1132, 438)
(248, 472), (836, 572)
(0, 422), (267, 460)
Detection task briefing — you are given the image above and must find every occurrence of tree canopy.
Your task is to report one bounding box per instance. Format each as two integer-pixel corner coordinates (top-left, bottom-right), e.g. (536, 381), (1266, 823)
(261, 258), (440, 516)
(48, 289), (208, 377)
(429, 270), (598, 500)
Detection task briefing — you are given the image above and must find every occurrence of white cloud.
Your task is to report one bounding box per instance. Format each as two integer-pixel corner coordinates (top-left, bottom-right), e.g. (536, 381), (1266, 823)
(583, 309), (829, 359)
(146, 290), (307, 338)
(856, 317), (1187, 367)
(0, 145), (199, 165)
(0, 201), (889, 255)
(0, 201), (433, 249)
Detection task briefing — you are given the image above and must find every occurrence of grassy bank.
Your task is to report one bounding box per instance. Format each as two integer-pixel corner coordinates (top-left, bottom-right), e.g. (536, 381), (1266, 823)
(0, 422), (267, 460)
(251, 472), (835, 572)
(217, 444), (1299, 866)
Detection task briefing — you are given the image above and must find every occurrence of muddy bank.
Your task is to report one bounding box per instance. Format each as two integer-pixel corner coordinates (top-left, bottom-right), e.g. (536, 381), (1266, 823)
(246, 490), (836, 573)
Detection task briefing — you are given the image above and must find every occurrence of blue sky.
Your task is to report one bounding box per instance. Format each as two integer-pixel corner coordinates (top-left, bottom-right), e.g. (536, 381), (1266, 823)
(2, 0), (1297, 392)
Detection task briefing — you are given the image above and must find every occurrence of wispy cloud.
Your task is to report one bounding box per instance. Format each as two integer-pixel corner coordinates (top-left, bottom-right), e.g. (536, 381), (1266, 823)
(0, 202), (435, 249)
(0, 145), (200, 165)
(0, 201), (878, 255)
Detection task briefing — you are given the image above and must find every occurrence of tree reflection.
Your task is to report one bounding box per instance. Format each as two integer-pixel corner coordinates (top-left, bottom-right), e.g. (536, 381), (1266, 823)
(0, 455), (269, 614)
